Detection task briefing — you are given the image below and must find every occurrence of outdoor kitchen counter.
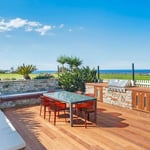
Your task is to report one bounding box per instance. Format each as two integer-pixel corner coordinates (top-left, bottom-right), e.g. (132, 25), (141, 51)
(86, 82), (150, 92)
(86, 82), (150, 112)
(86, 82), (108, 87)
(126, 86), (150, 92)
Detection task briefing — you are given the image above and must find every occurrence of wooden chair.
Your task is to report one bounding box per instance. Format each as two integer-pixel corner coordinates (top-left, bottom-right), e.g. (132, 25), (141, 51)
(40, 95), (50, 119)
(39, 90), (56, 119)
(75, 93), (96, 128)
(48, 98), (67, 125)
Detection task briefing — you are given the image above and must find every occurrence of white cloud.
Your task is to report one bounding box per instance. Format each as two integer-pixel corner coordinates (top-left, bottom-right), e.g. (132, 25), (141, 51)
(0, 17), (68, 36)
(27, 21), (41, 27)
(0, 25), (10, 32)
(7, 18), (27, 28)
(0, 18), (27, 32)
(0, 19), (10, 32)
(0, 19), (6, 26)
(0, 17), (49, 35)
(35, 25), (52, 35)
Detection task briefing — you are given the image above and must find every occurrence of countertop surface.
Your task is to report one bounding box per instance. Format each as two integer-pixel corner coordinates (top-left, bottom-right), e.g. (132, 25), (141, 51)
(86, 82), (150, 92)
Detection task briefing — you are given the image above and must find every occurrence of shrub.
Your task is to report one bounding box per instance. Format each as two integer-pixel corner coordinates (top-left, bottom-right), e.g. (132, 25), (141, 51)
(16, 64), (37, 80)
(3, 78), (10, 80)
(11, 78), (16, 80)
(34, 74), (54, 79)
(58, 66), (97, 92)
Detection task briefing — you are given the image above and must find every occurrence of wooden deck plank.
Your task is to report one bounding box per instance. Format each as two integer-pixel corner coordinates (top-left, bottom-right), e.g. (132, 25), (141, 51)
(3, 102), (150, 150)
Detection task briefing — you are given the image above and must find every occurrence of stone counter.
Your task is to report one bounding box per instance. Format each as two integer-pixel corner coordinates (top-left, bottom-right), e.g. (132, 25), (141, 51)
(85, 82), (150, 112)
(102, 87), (132, 109)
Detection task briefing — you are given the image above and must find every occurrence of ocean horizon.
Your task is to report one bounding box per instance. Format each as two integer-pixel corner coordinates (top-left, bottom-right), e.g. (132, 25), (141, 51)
(33, 69), (150, 75)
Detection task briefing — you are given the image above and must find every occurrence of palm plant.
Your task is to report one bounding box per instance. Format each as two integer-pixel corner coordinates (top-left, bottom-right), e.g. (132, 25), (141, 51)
(57, 55), (68, 72)
(57, 55), (83, 72)
(73, 57), (82, 69)
(66, 56), (74, 71)
(16, 64), (37, 80)
(66, 56), (82, 71)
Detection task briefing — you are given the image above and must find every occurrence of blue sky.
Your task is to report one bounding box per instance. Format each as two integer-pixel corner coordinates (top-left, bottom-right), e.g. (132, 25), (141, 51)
(0, 0), (150, 70)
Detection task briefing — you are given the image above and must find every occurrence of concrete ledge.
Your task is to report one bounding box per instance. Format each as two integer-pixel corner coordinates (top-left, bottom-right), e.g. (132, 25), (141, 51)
(0, 91), (47, 101)
(0, 91), (48, 108)
(0, 110), (26, 150)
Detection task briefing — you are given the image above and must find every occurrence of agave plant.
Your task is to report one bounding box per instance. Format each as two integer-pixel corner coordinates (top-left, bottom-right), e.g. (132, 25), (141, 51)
(16, 64), (37, 80)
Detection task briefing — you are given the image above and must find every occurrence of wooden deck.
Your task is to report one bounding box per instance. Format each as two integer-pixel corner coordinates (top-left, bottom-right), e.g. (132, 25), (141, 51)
(3, 102), (150, 150)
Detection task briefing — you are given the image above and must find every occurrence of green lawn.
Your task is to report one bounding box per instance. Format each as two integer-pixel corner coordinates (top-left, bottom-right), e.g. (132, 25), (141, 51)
(100, 74), (150, 80)
(0, 73), (37, 80)
(0, 73), (150, 80)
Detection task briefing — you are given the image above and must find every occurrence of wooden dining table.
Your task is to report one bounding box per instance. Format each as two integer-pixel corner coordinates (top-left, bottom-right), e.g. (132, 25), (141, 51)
(43, 91), (97, 126)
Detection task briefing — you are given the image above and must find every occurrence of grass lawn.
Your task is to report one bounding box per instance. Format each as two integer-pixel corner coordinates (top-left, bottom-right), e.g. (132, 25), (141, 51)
(0, 73), (150, 80)
(0, 73), (37, 80)
(100, 73), (150, 80)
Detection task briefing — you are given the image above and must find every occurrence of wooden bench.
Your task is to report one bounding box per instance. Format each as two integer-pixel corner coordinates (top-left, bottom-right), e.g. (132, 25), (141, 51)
(0, 109), (26, 150)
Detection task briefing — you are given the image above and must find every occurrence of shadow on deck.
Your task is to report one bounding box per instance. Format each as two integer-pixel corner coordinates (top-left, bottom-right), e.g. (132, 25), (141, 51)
(3, 102), (150, 150)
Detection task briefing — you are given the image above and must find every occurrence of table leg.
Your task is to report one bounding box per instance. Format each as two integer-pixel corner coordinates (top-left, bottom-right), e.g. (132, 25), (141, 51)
(94, 100), (97, 123)
(69, 103), (73, 126)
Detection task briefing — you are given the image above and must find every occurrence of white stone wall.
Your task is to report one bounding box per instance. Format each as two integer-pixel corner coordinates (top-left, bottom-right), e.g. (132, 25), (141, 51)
(85, 84), (94, 94)
(103, 87), (132, 109)
(85, 84), (132, 109)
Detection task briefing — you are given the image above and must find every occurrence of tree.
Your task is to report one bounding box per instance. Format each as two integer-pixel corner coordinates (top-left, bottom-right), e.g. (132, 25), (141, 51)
(72, 56), (82, 69)
(66, 56), (74, 71)
(16, 64), (37, 80)
(57, 55), (68, 72)
(66, 56), (82, 71)
(57, 55), (83, 72)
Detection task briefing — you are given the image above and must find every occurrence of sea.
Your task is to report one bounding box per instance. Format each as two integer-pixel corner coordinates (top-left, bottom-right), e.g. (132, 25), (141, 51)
(33, 69), (150, 75)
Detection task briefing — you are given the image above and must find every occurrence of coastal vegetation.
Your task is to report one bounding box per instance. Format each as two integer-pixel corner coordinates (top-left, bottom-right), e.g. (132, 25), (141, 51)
(16, 64), (37, 79)
(58, 66), (97, 92)
(0, 72), (150, 80)
(0, 56), (150, 81)
(57, 55), (82, 72)
(100, 73), (150, 80)
(57, 55), (97, 92)
(0, 73), (37, 80)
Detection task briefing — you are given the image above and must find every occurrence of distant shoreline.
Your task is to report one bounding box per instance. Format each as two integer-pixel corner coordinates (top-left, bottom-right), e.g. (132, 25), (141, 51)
(32, 70), (57, 74)
(33, 69), (150, 75)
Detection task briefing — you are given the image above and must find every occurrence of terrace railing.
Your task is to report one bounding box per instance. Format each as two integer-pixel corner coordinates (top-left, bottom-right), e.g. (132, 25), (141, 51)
(103, 79), (150, 88)
(135, 80), (150, 88)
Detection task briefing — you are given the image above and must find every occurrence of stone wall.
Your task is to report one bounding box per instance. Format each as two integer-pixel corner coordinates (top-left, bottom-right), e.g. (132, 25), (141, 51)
(0, 78), (58, 94)
(85, 84), (95, 94)
(0, 79), (58, 108)
(85, 83), (132, 109)
(103, 87), (132, 109)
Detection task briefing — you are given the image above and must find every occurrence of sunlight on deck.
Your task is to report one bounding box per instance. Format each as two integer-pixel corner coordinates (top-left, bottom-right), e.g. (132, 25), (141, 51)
(4, 102), (150, 150)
